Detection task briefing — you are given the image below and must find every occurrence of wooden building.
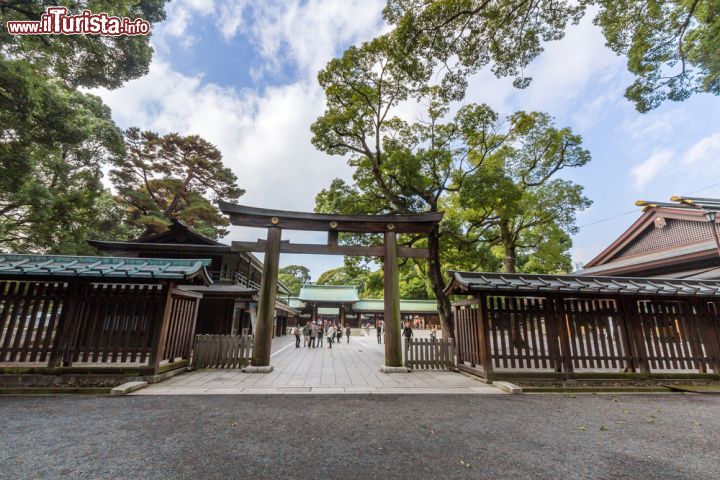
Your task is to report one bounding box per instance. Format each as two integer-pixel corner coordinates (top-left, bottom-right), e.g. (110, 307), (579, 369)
(89, 220), (298, 337)
(289, 283), (440, 327)
(581, 196), (720, 279)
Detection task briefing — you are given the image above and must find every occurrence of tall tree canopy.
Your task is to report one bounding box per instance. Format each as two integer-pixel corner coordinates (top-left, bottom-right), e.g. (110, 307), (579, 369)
(0, 0), (168, 89)
(383, 0), (720, 112)
(0, 61), (127, 253)
(315, 265), (431, 299)
(278, 265), (311, 296)
(111, 128), (245, 239)
(312, 34), (591, 336)
(458, 111), (592, 273)
(0, 1), (169, 253)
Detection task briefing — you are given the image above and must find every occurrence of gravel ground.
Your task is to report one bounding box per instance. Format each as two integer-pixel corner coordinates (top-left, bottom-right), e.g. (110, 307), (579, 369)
(1, 394), (718, 479)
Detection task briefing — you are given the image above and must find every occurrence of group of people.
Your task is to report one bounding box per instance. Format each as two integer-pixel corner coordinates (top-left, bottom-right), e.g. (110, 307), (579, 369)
(292, 321), (352, 349)
(291, 320), (440, 349)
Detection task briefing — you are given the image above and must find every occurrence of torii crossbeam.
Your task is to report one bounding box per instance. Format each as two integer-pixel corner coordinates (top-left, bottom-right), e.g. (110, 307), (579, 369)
(218, 201), (444, 370)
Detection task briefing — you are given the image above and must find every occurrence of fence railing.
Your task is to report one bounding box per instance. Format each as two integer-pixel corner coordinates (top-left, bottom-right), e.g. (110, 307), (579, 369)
(404, 337), (456, 370)
(191, 334), (254, 369)
(453, 295), (720, 379)
(0, 280), (199, 374)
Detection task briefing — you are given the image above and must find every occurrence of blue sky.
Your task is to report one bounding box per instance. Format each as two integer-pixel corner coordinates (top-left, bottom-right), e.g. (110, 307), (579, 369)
(95, 0), (720, 280)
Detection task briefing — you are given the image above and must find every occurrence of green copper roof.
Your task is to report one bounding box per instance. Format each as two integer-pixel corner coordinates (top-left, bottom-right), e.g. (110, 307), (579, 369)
(317, 307), (339, 315)
(353, 299), (438, 313)
(298, 284), (359, 303)
(0, 254), (212, 283)
(288, 298), (306, 309)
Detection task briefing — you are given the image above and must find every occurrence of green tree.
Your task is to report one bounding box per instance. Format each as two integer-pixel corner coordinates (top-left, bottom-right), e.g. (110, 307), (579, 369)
(0, 61), (127, 253)
(278, 265), (311, 296)
(0, 1), (168, 89)
(459, 111), (592, 272)
(312, 35), (521, 335)
(315, 266), (386, 298)
(1, 1), (169, 253)
(383, 0), (720, 112)
(594, 0), (720, 112)
(312, 47), (511, 334)
(312, 35), (592, 334)
(111, 128), (245, 239)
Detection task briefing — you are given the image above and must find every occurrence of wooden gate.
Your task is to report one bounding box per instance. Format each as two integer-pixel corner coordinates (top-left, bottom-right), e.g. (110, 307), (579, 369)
(404, 338), (456, 370)
(191, 334), (254, 368)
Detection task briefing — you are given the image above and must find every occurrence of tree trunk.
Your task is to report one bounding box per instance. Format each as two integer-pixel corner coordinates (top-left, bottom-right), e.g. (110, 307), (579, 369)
(427, 224), (454, 339)
(500, 220), (517, 273)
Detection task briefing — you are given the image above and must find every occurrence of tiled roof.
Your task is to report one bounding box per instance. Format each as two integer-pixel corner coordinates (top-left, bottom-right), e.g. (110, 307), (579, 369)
(353, 299), (438, 313)
(298, 284), (359, 303)
(318, 307), (339, 315)
(288, 298), (306, 309)
(447, 271), (720, 297)
(0, 254), (212, 283)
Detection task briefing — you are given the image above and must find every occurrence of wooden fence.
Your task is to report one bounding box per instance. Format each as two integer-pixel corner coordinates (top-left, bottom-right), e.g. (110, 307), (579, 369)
(404, 337), (456, 370)
(453, 295), (720, 379)
(0, 280), (200, 374)
(191, 334), (254, 369)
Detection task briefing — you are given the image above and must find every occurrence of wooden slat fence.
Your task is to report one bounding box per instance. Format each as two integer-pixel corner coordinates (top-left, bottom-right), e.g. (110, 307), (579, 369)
(1, 280), (200, 373)
(404, 337), (455, 370)
(453, 295), (720, 379)
(192, 334), (254, 368)
(0, 280), (67, 364)
(161, 289), (201, 363)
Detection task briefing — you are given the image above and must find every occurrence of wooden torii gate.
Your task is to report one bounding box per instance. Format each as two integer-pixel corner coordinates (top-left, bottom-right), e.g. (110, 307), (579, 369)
(218, 202), (443, 371)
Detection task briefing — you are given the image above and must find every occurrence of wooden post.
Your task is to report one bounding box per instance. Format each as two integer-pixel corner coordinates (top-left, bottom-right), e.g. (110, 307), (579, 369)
(552, 295), (574, 374)
(478, 294), (494, 378)
(383, 231), (402, 367)
(252, 226), (281, 367)
(339, 304), (346, 325)
(356, 311), (361, 328)
(698, 301), (720, 374)
(48, 281), (82, 368)
(620, 298), (650, 374)
(149, 282), (176, 372)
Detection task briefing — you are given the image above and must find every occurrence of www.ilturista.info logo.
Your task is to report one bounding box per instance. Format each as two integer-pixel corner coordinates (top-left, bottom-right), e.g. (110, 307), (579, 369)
(5, 7), (151, 36)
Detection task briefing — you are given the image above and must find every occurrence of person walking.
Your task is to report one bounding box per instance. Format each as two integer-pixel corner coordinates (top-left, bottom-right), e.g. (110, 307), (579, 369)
(294, 326), (301, 348)
(345, 324), (351, 343)
(336, 324), (343, 344)
(430, 325), (437, 341)
(376, 322), (383, 344)
(309, 322), (317, 348)
(327, 324), (335, 348)
(317, 322), (324, 347)
(302, 323), (310, 347)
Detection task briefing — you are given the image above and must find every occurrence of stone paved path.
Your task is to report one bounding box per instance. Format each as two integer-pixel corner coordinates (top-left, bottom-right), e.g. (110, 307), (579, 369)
(135, 330), (504, 394)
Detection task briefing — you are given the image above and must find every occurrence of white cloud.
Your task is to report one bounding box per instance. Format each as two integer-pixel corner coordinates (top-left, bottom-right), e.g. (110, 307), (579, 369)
(208, 0), (387, 80)
(153, 0), (216, 48)
(682, 132), (720, 166)
(630, 149), (674, 189)
(92, 1), (390, 278)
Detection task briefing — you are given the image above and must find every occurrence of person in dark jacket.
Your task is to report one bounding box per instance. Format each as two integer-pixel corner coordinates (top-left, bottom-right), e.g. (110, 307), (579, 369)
(403, 322), (413, 344)
(345, 324), (351, 343)
(376, 322), (383, 344)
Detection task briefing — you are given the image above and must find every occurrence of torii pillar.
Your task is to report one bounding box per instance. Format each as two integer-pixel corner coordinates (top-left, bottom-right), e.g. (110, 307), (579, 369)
(381, 230), (404, 371)
(247, 225), (281, 372)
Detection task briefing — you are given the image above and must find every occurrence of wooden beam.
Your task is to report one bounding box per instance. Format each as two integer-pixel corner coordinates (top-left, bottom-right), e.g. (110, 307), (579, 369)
(218, 201), (444, 234)
(231, 240), (430, 258)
